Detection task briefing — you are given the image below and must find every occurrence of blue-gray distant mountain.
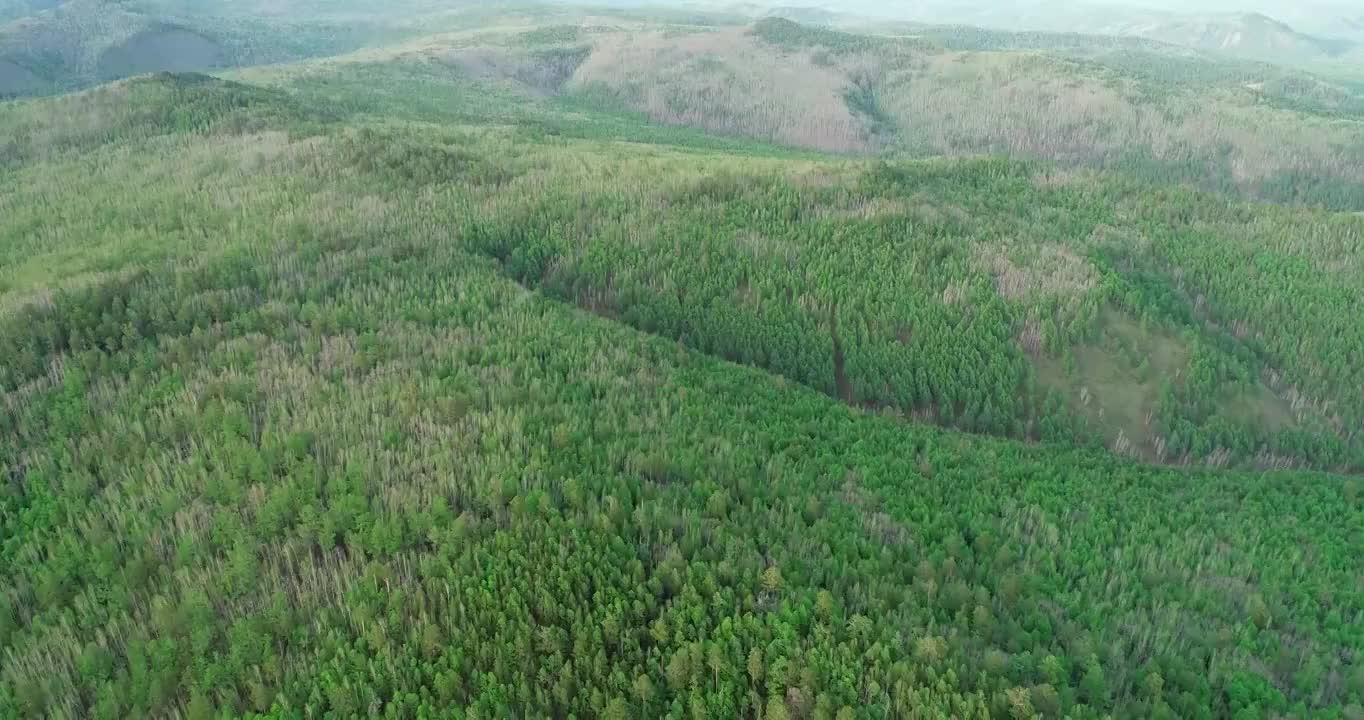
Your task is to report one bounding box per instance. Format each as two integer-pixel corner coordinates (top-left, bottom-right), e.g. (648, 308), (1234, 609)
(1095, 11), (1355, 60)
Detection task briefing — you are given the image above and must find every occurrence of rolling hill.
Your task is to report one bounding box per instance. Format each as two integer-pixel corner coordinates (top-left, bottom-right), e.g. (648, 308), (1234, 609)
(265, 13), (1364, 209)
(3, 3), (1364, 719)
(1, 67), (1363, 720)
(0, 0), (399, 97)
(0, 0), (57, 23)
(4, 0), (1359, 473)
(764, 0), (1361, 67)
(1095, 11), (1354, 61)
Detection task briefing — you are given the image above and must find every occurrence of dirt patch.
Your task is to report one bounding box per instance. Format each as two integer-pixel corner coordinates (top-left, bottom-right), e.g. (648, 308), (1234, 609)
(815, 196), (909, 221)
(735, 230), (799, 266)
(96, 28), (225, 82)
(1033, 309), (1190, 459)
(976, 242), (1098, 305)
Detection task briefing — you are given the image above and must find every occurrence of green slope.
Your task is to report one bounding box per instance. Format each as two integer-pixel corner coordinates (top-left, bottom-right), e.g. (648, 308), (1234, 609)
(228, 52), (1364, 473)
(1, 73), (1363, 719)
(5, 66), (1364, 469)
(2, 6), (1364, 718)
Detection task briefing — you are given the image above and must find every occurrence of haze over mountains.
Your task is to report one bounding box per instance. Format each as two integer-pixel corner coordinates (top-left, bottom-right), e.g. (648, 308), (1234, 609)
(0, 0), (403, 96)
(773, 0), (1364, 42)
(682, 0), (1364, 63)
(4, 1), (1364, 718)
(4, 0), (1362, 101)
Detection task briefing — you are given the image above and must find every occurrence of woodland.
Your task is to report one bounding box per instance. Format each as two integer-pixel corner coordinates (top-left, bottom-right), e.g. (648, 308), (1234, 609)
(1, 2), (1362, 718)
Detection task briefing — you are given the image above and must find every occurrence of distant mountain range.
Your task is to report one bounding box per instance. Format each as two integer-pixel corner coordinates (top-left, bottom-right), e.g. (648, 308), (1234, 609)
(1094, 11), (1356, 60)
(4, 0), (1360, 99)
(0, 0), (59, 24)
(741, 0), (1363, 65)
(0, 0), (394, 97)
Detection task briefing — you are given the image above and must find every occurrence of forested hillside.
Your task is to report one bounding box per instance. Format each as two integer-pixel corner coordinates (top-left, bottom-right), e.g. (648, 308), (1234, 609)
(802, 0), (1364, 65)
(0, 0), (401, 97)
(2, 3), (1363, 720)
(235, 38), (1364, 473)
(6, 4), (1364, 213)
(572, 17), (1364, 208)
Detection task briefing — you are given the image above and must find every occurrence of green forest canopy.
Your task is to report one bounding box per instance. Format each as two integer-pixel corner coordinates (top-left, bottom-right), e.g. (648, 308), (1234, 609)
(0, 8), (1362, 720)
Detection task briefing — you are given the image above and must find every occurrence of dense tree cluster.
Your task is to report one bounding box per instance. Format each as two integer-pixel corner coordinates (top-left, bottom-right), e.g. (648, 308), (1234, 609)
(1, 55), (1362, 720)
(3, 72), (1362, 467)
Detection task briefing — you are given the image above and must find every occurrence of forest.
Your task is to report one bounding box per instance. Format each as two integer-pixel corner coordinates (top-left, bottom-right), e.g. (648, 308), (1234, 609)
(2, 2), (1363, 720)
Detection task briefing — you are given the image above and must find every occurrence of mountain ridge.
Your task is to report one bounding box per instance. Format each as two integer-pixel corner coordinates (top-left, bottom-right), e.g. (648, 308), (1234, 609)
(1095, 10), (1355, 60)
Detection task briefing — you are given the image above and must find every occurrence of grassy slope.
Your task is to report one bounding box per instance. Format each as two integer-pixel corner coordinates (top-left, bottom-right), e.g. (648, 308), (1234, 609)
(0, 73), (1362, 719)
